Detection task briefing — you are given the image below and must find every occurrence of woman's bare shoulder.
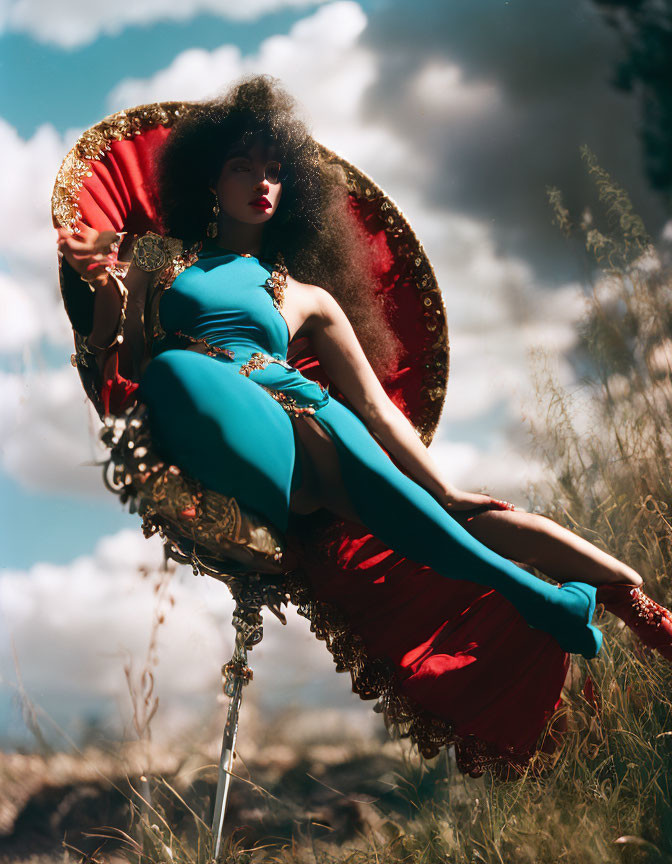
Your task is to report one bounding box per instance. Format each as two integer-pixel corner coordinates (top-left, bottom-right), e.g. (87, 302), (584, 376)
(285, 272), (322, 292)
(283, 273), (330, 340)
(285, 272), (326, 311)
(285, 273), (329, 308)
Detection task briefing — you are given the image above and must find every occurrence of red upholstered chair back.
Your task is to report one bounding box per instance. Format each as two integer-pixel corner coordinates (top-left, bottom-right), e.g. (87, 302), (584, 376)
(52, 101), (448, 444)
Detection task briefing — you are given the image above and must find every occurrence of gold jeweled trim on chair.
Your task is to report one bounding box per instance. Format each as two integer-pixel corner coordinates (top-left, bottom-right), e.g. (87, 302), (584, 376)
(52, 103), (185, 235)
(282, 568), (560, 779)
(316, 146), (448, 446)
(101, 402), (288, 576)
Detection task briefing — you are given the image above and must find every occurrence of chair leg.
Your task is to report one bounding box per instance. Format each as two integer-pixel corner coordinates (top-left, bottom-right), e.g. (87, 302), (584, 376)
(211, 599), (262, 861)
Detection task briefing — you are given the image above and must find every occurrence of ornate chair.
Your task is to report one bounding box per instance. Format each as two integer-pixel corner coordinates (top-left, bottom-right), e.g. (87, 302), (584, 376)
(51, 101), (448, 857)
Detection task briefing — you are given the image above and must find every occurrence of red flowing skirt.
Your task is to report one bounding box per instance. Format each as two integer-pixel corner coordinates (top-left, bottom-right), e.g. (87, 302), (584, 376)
(287, 513), (571, 779)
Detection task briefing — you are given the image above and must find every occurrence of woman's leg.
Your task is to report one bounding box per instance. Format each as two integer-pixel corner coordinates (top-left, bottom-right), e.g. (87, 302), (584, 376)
(288, 413), (361, 520)
(139, 351), (298, 534)
(449, 508), (643, 588)
(292, 407), (672, 664)
(290, 411), (638, 590)
(293, 400), (603, 658)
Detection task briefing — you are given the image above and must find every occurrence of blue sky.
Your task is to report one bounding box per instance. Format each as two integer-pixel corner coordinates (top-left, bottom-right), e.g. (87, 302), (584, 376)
(1, 0), (667, 749)
(0, 7), (373, 137)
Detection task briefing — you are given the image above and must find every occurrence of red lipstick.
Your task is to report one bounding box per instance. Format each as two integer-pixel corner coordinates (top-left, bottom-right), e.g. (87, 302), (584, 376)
(249, 196), (271, 210)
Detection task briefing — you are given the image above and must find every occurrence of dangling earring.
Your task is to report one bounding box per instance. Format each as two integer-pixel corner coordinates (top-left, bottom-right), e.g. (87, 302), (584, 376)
(206, 193), (220, 239)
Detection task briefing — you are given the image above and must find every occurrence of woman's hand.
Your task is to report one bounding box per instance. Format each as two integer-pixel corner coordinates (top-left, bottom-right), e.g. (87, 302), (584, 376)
(56, 225), (123, 290)
(438, 485), (516, 513)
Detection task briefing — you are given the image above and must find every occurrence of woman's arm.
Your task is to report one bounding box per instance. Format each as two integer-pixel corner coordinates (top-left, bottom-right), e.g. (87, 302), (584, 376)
(308, 286), (514, 513)
(57, 226), (151, 379)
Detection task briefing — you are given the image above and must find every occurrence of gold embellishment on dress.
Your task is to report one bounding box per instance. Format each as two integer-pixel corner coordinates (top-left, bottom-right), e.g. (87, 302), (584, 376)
(133, 232), (167, 272)
(173, 331), (235, 360)
(265, 254), (287, 311)
(239, 352), (274, 377)
(145, 238), (198, 344)
(239, 352), (296, 377)
(258, 384), (317, 417)
(153, 237), (195, 294)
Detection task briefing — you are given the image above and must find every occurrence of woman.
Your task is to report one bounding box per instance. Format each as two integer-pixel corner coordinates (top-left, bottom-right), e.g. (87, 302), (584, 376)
(56, 75), (672, 775)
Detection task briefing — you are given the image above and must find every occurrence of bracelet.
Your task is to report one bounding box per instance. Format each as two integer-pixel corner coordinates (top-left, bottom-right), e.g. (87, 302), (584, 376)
(79, 233), (128, 290)
(87, 268), (129, 350)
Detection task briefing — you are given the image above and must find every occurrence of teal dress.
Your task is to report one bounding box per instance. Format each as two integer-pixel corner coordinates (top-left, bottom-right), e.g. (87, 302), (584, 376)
(138, 249), (603, 660)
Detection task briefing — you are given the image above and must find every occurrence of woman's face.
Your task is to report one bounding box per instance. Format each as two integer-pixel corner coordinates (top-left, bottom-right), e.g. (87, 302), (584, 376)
(212, 139), (283, 225)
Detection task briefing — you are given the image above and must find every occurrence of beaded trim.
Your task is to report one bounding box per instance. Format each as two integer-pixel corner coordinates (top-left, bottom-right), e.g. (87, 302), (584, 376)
(629, 586), (670, 628)
(239, 351), (295, 377)
(239, 352), (275, 376)
(100, 402), (287, 574)
(283, 568), (558, 778)
(324, 150), (447, 445)
(265, 256), (287, 311)
(173, 330), (235, 361)
(258, 384), (318, 417)
(51, 103), (184, 234)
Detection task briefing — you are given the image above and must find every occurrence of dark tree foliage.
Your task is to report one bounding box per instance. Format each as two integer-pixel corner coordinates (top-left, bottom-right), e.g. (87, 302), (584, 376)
(593, 0), (672, 210)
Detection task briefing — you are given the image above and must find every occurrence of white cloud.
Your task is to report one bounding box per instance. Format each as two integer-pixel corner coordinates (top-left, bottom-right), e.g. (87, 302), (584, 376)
(0, 117), (78, 350)
(0, 366), (107, 496)
(413, 61), (500, 119)
(108, 1), (414, 180)
(0, 528), (365, 746)
(0, 118), (68, 273)
(1, 0), (331, 49)
(0, 271), (41, 353)
(108, 1), (385, 169)
(428, 436), (547, 505)
(109, 44), (245, 107)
